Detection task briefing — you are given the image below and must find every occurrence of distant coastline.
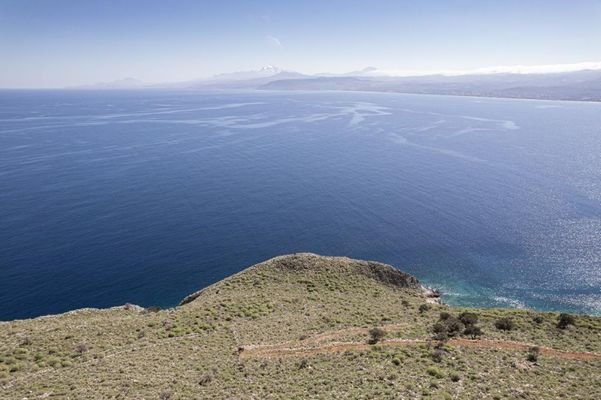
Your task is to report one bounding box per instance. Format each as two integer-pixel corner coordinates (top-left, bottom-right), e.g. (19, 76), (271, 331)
(5, 64), (601, 104)
(260, 87), (601, 104)
(3, 86), (601, 105)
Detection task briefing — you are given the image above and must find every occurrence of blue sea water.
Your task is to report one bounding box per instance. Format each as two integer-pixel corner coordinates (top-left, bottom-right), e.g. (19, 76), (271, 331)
(1, 89), (600, 320)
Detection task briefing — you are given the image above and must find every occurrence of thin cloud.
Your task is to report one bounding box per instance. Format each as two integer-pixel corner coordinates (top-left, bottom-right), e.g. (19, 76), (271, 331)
(266, 35), (282, 48)
(376, 61), (601, 77)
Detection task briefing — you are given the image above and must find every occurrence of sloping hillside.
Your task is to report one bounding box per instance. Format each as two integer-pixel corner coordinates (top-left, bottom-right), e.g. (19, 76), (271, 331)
(1, 254), (600, 399)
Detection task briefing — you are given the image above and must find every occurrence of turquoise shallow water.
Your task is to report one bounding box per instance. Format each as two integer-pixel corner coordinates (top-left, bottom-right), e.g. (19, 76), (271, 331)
(1, 89), (600, 320)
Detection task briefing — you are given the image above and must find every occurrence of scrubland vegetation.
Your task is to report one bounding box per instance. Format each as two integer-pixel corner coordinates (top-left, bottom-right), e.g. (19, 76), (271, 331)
(1, 253), (600, 399)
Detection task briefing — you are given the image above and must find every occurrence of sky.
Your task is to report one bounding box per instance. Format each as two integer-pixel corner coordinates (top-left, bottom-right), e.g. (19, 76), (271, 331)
(1, 0), (601, 88)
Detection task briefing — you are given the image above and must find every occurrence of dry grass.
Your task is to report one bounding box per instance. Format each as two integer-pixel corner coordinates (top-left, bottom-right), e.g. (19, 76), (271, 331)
(1, 253), (600, 399)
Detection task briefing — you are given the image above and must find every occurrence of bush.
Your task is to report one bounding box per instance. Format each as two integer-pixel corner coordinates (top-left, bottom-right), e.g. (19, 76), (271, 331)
(445, 318), (464, 337)
(419, 304), (431, 314)
(14, 348), (28, 360)
(432, 321), (447, 339)
(439, 312), (451, 320)
(432, 321), (446, 333)
(431, 349), (445, 363)
(463, 325), (483, 339)
(427, 366), (445, 379)
(433, 312), (483, 340)
(74, 343), (89, 354)
(198, 372), (213, 386)
(532, 315), (544, 324)
(458, 312), (479, 327)
(368, 327), (386, 344)
(494, 317), (515, 331)
(9, 363), (24, 373)
(527, 346), (540, 362)
(557, 313), (576, 329)
(159, 391), (172, 400)
(47, 357), (60, 367)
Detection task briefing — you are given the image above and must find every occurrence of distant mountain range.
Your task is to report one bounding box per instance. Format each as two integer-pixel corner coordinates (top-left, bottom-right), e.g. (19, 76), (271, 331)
(259, 67), (601, 102)
(75, 65), (601, 102)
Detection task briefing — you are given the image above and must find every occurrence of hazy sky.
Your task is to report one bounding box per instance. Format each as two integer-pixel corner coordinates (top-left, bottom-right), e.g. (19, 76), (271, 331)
(1, 0), (601, 88)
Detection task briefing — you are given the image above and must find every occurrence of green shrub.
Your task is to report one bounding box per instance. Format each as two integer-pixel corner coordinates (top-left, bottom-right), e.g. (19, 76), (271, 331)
(433, 322), (447, 334)
(14, 348), (28, 360)
(445, 318), (465, 337)
(9, 363), (24, 373)
(74, 343), (89, 354)
(419, 304), (431, 314)
(432, 312), (483, 340)
(527, 346), (540, 362)
(368, 327), (386, 344)
(557, 313), (576, 329)
(198, 372), (213, 386)
(431, 349), (444, 363)
(463, 325), (483, 338)
(458, 312), (479, 327)
(426, 366), (444, 379)
(47, 357), (60, 367)
(495, 317), (515, 331)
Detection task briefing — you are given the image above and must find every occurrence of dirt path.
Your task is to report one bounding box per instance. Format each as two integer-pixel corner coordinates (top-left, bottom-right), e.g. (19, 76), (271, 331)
(240, 338), (423, 359)
(240, 323), (414, 351)
(240, 336), (601, 362)
(449, 338), (601, 361)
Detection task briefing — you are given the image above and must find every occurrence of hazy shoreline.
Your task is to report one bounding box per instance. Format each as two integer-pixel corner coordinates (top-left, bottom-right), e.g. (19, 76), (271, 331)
(2, 87), (601, 105)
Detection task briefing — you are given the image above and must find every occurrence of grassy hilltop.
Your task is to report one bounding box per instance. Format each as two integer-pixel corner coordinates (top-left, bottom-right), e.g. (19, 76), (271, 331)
(1, 253), (600, 399)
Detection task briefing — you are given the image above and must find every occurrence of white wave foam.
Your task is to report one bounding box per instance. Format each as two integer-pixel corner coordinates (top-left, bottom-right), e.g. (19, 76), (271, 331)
(493, 296), (527, 309)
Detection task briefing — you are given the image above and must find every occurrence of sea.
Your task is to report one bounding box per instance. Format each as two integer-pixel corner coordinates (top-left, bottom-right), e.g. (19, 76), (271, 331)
(1, 89), (600, 320)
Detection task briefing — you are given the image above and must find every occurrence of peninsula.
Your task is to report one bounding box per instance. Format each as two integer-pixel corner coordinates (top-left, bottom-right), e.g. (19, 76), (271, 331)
(1, 254), (600, 399)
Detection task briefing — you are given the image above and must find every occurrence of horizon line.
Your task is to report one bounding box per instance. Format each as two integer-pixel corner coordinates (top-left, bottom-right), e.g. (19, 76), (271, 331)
(2, 60), (601, 90)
